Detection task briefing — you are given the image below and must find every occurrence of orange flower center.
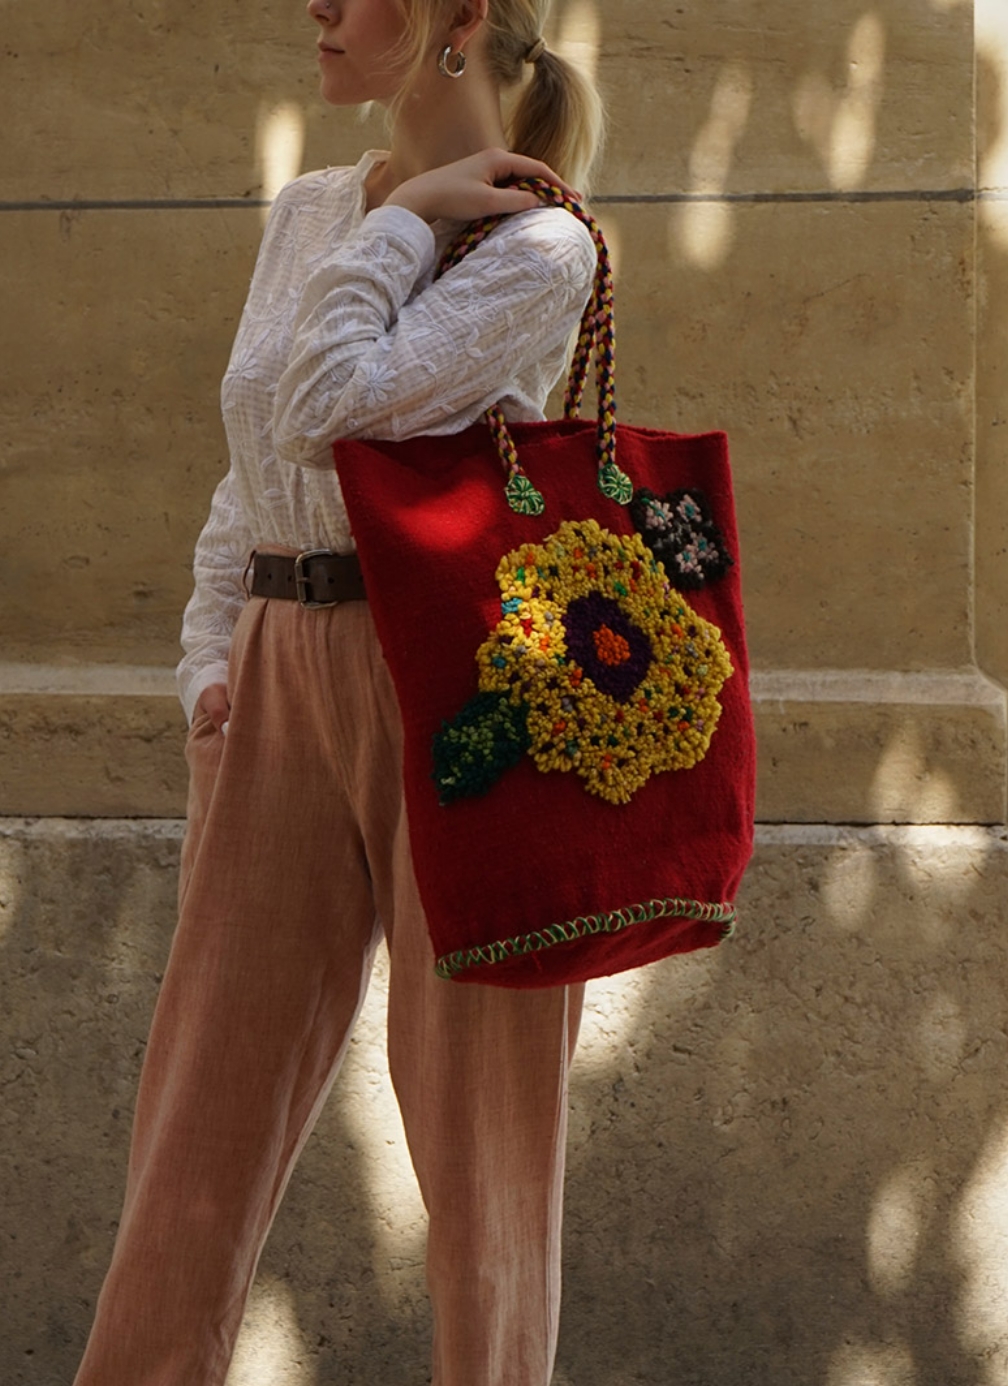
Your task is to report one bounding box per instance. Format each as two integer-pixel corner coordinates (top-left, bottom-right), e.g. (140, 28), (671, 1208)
(593, 624), (631, 667)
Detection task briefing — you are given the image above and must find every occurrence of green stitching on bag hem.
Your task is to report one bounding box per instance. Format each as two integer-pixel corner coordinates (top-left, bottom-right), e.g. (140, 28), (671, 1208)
(434, 896), (736, 980)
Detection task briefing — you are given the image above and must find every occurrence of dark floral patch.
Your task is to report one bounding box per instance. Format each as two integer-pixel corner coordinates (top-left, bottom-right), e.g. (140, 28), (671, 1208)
(630, 488), (734, 590)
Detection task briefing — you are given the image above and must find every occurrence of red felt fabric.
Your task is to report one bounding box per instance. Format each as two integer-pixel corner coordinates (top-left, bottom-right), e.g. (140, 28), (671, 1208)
(335, 419), (756, 987)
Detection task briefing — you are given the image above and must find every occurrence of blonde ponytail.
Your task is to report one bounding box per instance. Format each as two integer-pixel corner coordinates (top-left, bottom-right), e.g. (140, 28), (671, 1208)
(505, 43), (605, 194)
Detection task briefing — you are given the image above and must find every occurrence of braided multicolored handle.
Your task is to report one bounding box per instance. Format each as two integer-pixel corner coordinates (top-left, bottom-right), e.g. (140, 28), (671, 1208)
(435, 179), (632, 516)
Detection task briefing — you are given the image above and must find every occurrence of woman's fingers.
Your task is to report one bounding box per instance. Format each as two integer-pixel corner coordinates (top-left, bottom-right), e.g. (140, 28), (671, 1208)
(483, 150), (581, 200)
(195, 682), (231, 732)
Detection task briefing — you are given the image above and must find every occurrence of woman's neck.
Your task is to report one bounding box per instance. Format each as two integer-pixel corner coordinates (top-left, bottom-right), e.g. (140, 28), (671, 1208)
(365, 68), (508, 211)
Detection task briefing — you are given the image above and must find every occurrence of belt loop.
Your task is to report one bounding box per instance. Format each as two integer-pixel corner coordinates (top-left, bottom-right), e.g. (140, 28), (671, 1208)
(242, 549), (259, 599)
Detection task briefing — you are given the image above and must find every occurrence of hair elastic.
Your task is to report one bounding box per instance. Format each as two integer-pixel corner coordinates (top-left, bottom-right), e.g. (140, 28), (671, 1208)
(524, 37), (547, 64)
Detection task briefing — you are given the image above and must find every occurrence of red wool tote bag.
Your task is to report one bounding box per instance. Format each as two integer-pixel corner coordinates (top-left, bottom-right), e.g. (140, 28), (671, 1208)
(334, 182), (756, 987)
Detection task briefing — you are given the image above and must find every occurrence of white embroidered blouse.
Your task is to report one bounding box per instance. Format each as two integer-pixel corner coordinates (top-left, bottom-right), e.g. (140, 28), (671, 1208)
(177, 149), (597, 723)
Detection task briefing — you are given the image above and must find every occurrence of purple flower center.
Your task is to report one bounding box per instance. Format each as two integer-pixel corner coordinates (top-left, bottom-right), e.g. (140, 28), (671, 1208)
(563, 593), (653, 702)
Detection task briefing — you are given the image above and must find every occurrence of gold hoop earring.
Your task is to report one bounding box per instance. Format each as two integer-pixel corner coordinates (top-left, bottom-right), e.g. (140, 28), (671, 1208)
(438, 45), (467, 79)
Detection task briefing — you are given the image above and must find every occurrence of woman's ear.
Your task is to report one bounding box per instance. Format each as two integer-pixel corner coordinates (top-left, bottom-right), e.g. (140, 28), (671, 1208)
(447, 0), (489, 51)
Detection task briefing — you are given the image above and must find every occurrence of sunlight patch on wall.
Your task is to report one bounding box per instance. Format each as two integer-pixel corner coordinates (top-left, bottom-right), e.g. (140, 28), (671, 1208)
(867, 1164), (929, 1297)
(576, 949), (722, 1077)
(820, 845), (879, 929)
(867, 721), (962, 823)
(954, 1115), (1008, 1380)
(229, 1278), (308, 1386)
(914, 991), (968, 1082)
(981, 202), (1008, 257)
(675, 62), (752, 271)
(257, 101), (307, 222)
(825, 1340), (917, 1386)
(820, 827), (991, 948)
(978, 0), (1008, 192)
(549, 0), (601, 84)
(793, 13), (886, 191)
(0, 863), (20, 943)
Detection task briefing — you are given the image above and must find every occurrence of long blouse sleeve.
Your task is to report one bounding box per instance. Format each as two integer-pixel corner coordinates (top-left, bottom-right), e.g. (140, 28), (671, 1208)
(177, 467), (254, 724)
(272, 202), (598, 467)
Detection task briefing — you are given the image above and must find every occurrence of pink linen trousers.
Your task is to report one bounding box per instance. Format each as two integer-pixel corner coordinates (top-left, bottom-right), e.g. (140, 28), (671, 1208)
(72, 591), (584, 1386)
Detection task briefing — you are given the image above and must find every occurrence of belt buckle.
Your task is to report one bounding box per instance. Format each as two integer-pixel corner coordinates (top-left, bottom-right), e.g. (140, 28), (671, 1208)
(294, 549), (340, 609)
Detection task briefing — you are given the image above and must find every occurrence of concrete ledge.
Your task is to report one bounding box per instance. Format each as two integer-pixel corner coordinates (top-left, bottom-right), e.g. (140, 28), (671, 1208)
(1, 665), (1004, 823)
(0, 664), (186, 817)
(4, 819), (1008, 1385)
(752, 668), (1008, 823)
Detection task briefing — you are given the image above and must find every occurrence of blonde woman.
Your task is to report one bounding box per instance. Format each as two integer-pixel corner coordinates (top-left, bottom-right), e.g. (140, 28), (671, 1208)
(74, 2), (604, 1382)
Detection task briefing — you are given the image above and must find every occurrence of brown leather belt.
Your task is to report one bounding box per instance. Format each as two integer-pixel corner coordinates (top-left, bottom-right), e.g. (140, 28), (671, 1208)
(248, 549), (366, 609)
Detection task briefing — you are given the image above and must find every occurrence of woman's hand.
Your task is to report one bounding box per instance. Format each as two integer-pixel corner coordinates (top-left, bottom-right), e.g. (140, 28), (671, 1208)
(384, 148), (579, 224)
(195, 682), (231, 733)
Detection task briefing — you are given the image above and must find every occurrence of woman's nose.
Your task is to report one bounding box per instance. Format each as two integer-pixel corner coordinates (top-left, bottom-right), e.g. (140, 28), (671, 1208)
(306, 0), (333, 23)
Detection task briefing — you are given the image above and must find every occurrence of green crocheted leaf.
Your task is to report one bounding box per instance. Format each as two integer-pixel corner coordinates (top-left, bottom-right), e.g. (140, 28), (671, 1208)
(504, 474), (546, 516)
(597, 461), (634, 506)
(432, 691), (531, 804)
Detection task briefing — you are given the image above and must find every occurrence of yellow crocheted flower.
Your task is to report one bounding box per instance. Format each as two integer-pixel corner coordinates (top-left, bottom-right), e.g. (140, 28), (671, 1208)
(469, 519), (733, 805)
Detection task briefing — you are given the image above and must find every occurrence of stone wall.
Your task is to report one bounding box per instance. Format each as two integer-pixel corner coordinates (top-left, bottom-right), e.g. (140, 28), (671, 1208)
(978, 0), (1008, 688)
(2, 0), (1003, 820)
(3, 2), (1008, 1384)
